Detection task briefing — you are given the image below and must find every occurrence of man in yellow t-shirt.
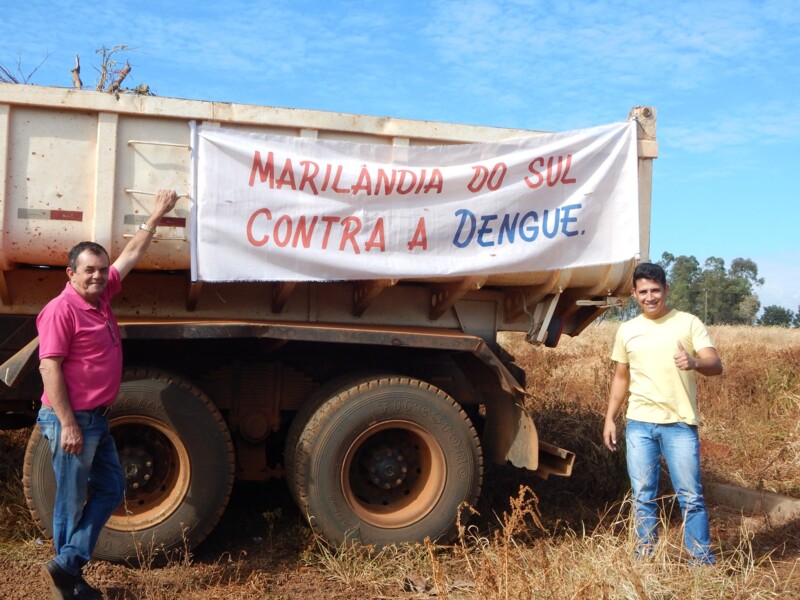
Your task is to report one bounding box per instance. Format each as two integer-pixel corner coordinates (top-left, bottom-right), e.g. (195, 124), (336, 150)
(603, 262), (722, 564)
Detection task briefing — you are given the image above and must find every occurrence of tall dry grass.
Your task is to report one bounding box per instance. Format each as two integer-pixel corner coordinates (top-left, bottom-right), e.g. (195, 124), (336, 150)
(502, 322), (800, 497)
(309, 487), (797, 599)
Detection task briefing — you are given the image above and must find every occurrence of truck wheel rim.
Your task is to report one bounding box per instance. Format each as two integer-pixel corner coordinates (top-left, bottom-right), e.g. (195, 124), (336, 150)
(106, 416), (192, 532)
(341, 420), (446, 529)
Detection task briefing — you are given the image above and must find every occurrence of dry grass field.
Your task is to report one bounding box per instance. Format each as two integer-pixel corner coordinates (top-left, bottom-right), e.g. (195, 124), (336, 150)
(1, 322), (798, 598)
(508, 323), (800, 498)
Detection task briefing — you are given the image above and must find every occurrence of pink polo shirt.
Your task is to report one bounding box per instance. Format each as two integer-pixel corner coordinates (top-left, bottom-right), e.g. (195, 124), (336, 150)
(37, 266), (123, 411)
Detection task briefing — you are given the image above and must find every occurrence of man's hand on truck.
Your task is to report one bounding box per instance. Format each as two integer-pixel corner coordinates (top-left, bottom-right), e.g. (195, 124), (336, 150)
(113, 189), (179, 280)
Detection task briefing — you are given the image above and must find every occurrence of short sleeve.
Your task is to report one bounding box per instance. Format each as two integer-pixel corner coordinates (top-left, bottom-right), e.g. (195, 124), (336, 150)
(690, 315), (715, 353)
(610, 324), (629, 363)
(106, 265), (122, 299)
(37, 302), (74, 360)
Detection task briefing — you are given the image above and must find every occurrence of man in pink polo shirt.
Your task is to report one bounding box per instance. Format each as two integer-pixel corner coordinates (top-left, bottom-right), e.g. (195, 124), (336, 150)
(37, 190), (177, 600)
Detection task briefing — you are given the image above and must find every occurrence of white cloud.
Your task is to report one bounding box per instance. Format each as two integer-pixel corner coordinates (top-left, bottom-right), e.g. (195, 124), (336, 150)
(413, 0), (799, 128)
(664, 101), (800, 154)
(753, 252), (800, 310)
(3, 1), (797, 130)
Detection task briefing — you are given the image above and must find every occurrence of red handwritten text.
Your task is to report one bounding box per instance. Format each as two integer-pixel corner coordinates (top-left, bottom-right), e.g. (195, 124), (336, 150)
(246, 208), (386, 253)
(249, 151), (444, 196)
(524, 155), (577, 189)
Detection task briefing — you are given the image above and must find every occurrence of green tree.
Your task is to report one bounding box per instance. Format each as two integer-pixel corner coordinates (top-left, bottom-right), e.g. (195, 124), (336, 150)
(759, 305), (794, 327)
(728, 258), (764, 325)
(659, 252), (701, 313)
(659, 252), (763, 325)
(698, 256), (727, 323)
(736, 295), (761, 325)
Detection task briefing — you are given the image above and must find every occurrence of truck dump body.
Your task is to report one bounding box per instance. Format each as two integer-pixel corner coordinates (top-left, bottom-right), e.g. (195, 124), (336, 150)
(0, 83), (656, 339)
(0, 83), (656, 559)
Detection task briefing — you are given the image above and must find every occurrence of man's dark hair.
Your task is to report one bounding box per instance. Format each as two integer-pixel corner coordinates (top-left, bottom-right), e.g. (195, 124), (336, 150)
(67, 241), (109, 271)
(633, 262), (667, 287)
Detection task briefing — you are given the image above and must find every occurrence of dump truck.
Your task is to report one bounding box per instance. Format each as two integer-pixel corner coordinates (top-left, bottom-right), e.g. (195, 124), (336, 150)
(0, 82), (657, 561)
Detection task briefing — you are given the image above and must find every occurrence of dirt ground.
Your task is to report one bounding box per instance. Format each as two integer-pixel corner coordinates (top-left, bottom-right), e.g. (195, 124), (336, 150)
(1, 475), (343, 599)
(3, 425), (572, 599)
(2, 462), (795, 600)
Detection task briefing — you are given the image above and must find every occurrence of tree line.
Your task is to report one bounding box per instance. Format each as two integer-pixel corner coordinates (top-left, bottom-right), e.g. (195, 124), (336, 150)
(611, 253), (799, 327)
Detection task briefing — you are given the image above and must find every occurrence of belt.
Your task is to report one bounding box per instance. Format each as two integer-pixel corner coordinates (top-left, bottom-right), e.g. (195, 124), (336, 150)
(78, 405), (113, 417)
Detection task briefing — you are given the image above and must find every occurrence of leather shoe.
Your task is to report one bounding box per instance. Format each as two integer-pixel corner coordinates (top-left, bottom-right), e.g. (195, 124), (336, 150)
(75, 574), (104, 599)
(41, 560), (76, 600)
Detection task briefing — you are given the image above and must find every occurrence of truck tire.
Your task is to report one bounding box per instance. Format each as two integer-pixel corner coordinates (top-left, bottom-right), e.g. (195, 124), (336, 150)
(284, 372), (378, 507)
(23, 368), (235, 563)
(291, 375), (482, 547)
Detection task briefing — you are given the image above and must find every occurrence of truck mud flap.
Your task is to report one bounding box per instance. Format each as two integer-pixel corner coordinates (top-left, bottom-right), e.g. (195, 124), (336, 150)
(483, 393), (575, 478)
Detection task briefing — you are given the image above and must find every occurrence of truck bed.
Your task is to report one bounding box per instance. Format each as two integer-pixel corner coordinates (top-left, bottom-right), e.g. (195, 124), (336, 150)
(0, 83), (656, 339)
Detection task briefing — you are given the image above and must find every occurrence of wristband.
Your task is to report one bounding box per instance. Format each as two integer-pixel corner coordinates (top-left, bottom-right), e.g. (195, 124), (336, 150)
(139, 223), (157, 235)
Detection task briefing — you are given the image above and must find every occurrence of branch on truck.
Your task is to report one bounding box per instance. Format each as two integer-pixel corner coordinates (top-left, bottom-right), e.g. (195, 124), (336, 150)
(71, 54), (82, 89)
(106, 60), (131, 94)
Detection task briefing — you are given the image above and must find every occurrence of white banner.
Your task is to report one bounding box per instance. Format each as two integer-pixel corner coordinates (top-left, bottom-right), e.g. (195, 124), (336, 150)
(191, 120), (638, 282)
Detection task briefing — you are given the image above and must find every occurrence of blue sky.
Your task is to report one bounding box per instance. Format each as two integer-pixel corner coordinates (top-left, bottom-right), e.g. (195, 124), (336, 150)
(2, 0), (798, 311)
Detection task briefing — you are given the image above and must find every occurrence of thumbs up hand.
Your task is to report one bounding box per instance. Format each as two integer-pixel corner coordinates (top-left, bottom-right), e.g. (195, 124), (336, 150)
(674, 340), (697, 371)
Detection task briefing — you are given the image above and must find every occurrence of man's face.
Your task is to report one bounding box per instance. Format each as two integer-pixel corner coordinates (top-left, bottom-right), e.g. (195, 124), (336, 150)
(633, 277), (669, 320)
(67, 250), (110, 304)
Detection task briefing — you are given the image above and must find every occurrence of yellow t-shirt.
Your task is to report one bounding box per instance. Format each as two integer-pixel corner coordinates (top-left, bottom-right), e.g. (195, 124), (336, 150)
(611, 309), (715, 425)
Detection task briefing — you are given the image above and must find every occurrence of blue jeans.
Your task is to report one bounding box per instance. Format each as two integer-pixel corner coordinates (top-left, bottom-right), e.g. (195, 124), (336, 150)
(625, 419), (715, 564)
(37, 407), (126, 576)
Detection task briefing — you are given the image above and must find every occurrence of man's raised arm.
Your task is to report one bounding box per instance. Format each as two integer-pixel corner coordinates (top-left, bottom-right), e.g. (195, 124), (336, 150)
(113, 189), (178, 280)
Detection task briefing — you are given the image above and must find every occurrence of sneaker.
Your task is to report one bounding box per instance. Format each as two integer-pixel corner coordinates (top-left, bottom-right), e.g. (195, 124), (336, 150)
(41, 560), (76, 600)
(75, 574), (104, 599)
